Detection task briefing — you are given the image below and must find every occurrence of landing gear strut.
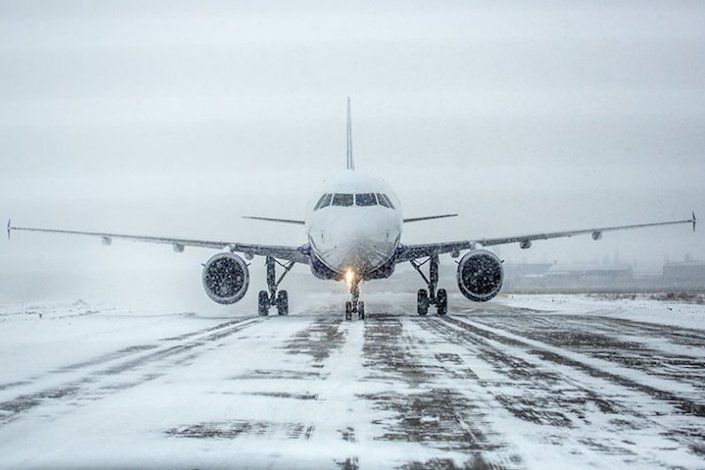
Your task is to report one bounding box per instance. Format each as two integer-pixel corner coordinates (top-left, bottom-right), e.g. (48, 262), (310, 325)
(344, 276), (365, 321)
(257, 256), (294, 316)
(410, 254), (447, 316)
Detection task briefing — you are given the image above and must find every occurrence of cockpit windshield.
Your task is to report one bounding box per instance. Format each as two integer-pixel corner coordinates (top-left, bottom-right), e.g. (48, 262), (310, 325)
(355, 193), (377, 206)
(314, 193), (394, 210)
(331, 193), (354, 207)
(314, 193), (332, 210)
(376, 193), (394, 209)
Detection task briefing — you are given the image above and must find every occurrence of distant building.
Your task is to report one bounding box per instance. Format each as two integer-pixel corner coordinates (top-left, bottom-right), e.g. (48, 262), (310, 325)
(546, 264), (633, 280)
(663, 261), (705, 281)
(504, 263), (553, 279)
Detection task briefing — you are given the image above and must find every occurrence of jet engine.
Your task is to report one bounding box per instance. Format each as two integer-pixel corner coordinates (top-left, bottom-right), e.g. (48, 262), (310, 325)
(456, 249), (503, 302)
(202, 253), (250, 304)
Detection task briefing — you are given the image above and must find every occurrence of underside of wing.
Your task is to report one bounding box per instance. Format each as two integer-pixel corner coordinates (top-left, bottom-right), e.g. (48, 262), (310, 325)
(397, 213), (696, 262)
(396, 240), (474, 263)
(7, 221), (309, 264)
(475, 213), (696, 249)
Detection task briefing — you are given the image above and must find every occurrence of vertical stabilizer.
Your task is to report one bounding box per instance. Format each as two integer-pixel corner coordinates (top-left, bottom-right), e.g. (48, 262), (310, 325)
(346, 97), (354, 170)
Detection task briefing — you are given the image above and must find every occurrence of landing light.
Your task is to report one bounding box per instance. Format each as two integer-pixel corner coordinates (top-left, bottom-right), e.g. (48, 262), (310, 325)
(345, 269), (355, 286)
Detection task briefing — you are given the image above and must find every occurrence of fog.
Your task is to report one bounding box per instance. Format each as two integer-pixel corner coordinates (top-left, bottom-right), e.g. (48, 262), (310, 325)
(1, 1), (704, 309)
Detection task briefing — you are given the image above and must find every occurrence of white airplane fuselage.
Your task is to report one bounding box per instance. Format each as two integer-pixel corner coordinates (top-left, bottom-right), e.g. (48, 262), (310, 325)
(306, 170), (403, 280)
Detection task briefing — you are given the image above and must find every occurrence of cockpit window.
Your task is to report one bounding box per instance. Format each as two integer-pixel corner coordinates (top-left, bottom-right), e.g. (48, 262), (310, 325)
(320, 193), (333, 208)
(382, 194), (395, 209)
(331, 193), (354, 207)
(314, 193), (332, 210)
(376, 193), (395, 209)
(355, 193), (377, 206)
(325, 193), (391, 208)
(376, 193), (389, 208)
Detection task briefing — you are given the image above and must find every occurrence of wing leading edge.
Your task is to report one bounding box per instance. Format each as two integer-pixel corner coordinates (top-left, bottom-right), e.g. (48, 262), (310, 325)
(403, 213), (458, 223)
(7, 222), (310, 264)
(241, 216), (305, 225)
(397, 213), (696, 262)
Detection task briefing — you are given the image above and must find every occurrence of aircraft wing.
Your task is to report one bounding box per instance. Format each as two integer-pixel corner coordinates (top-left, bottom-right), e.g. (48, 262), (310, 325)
(6, 221), (310, 264)
(396, 213), (696, 263)
(403, 213), (458, 223)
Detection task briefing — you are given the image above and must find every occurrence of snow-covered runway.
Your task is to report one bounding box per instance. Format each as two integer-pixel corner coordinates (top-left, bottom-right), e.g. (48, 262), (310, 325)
(1, 295), (704, 469)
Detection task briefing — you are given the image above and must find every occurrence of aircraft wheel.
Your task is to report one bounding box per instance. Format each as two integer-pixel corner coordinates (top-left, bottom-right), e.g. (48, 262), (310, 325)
(357, 301), (365, 320)
(345, 301), (353, 321)
(436, 289), (448, 316)
(276, 290), (289, 316)
(258, 290), (270, 316)
(417, 289), (429, 316)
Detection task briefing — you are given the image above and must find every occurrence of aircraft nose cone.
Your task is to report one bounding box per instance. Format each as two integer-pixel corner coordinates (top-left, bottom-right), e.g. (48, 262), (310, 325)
(337, 238), (383, 270)
(327, 224), (396, 274)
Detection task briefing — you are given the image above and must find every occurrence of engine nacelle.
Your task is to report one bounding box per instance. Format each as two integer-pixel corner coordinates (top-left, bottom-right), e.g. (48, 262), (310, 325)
(202, 253), (250, 304)
(457, 249), (504, 302)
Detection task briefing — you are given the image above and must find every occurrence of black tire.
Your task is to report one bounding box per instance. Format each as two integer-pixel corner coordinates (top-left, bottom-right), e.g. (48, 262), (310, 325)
(436, 288), (448, 316)
(345, 301), (353, 321)
(357, 301), (365, 320)
(276, 290), (289, 316)
(258, 290), (269, 316)
(417, 289), (429, 316)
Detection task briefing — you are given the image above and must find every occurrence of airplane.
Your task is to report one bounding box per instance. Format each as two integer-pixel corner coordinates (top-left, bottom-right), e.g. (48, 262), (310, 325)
(7, 98), (697, 321)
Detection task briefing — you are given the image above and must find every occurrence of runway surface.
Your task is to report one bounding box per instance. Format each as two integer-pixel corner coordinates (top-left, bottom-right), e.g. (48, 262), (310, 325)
(1, 295), (704, 468)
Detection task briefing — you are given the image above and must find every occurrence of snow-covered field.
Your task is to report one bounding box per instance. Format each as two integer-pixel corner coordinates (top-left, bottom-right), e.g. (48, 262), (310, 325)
(1, 294), (705, 469)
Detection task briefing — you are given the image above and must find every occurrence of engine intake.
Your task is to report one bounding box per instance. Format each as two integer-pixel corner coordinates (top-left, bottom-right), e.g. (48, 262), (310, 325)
(457, 249), (503, 302)
(202, 253), (249, 304)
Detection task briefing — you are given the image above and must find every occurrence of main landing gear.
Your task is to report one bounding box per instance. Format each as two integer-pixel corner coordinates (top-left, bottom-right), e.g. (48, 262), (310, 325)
(258, 256), (295, 316)
(344, 276), (365, 321)
(410, 254), (448, 316)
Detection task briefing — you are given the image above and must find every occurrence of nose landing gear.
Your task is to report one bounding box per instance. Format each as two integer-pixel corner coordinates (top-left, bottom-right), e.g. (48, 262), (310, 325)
(257, 256), (294, 316)
(344, 275), (365, 321)
(410, 254), (448, 316)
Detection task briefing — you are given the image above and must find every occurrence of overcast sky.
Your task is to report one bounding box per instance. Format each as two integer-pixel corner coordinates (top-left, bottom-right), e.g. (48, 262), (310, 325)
(1, 1), (704, 304)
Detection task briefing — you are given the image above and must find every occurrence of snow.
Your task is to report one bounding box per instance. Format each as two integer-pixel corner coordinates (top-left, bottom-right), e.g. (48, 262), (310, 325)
(0, 294), (704, 468)
(493, 293), (705, 330)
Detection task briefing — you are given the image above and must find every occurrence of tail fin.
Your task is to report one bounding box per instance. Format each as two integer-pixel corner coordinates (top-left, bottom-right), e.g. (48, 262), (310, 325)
(346, 97), (354, 170)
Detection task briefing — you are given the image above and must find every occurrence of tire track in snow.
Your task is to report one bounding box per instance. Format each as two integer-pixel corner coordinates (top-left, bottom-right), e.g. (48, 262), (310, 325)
(0, 316), (264, 426)
(468, 313), (705, 395)
(419, 315), (705, 467)
(443, 315), (705, 418)
(360, 314), (522, 469)
(164, 314), (366, 467)
(0, 316), (258, 396)
(282, 316), (348, 363)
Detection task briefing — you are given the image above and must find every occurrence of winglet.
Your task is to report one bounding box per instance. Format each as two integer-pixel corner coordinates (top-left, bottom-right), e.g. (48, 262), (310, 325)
(346, 97), (354, 170)
(6, 219), (11, 240)
(693, 211), (697, 232)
